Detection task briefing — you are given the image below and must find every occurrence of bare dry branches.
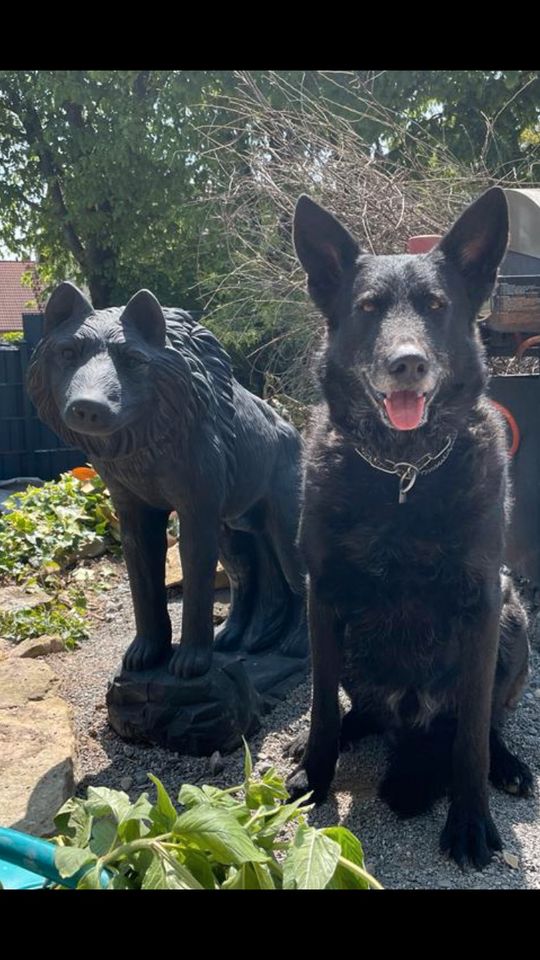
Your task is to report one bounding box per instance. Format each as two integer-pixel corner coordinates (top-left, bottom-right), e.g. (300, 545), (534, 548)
(189, 71), (536, 403)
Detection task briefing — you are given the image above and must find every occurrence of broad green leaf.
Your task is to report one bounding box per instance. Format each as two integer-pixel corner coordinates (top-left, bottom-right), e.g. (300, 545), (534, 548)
(243, 739), (253, 780)
(141, 856), (167, 890)
(55, 846), (97, 880)
(322, 826), (369, 890)
(148, 774), (178, 831)
(322, 826), (365, 866)
(178, 783), (241, 812)
(200, 785), (243, 810)
(178, 784), (207, 808)
(77, 864), (108, 889)
(282, 826), (341, 890)
(221, 862), (277, 889)
(257, 795), (312, 840)
(221, 866), (242, 889)
(84, 786), (132, 823)
(173, 806), (268, 865)
(182, 849), (217, 889)
(142, 853), (203, 889)
(249, 862), (276, 889)
(54, 797), (93, 847)
(244, 765), (289, 809)
(117, 793), (153, 841)
(90, 817), (118, 857)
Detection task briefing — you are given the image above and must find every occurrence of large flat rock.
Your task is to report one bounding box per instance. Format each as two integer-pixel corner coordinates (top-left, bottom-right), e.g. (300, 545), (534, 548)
(0, 584), (51, 615)
(0, 696), (75, 836)
(0, 656), (75, 837)
(0, 657), (57, 708)
(165, 546), (229, 590)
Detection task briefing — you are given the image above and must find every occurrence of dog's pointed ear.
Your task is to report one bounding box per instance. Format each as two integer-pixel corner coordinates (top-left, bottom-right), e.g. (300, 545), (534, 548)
(294, 195), (360, 316)
(44, 282), (93, 335)
(121, 290), (166, 347)
(436, 187), (509, 309)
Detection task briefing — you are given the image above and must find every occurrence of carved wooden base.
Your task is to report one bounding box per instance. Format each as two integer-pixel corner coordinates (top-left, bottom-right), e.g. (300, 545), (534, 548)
(106, 648), (308, 756)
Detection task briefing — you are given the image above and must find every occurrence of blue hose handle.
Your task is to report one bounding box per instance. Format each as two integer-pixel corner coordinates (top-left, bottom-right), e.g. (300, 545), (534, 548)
(0, 827), (110, 889)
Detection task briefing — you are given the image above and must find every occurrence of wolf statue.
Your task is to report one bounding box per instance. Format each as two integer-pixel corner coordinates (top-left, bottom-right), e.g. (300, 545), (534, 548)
(27, 283), (307, 752)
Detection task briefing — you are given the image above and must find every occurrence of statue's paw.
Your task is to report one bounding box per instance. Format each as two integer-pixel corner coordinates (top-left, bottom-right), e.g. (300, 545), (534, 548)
(169, 643), (212, 679)
(122, 636), (171, 673)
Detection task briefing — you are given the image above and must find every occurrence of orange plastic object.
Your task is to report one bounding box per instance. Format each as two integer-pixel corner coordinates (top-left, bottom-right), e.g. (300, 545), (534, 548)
(489, 400), (520, 457)
(70, 466), (98, 481)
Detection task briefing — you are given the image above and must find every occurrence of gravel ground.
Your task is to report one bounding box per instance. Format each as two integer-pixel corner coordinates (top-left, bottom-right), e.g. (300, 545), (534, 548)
(47, 562), (540, 890)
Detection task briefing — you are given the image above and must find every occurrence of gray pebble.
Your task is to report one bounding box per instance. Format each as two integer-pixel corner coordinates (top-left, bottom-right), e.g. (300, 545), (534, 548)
(209, 751), (224, 775)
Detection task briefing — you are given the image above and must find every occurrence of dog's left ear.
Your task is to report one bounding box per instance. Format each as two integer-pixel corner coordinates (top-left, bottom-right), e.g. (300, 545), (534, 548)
(294, 195), (360, 320)
(121, 290), (166, 348)
(436, 187), (509, 309)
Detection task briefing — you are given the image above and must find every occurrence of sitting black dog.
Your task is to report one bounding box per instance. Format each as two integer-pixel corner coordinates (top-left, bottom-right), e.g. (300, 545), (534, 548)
(287, 187), (532, 869)
(27, 284), (306, 679)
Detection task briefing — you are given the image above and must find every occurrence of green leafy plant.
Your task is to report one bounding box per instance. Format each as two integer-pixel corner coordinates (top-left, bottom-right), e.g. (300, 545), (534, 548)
(0, 330), (24, 344)
(0, 587), (89, 650)
(52, 744), (382, 890)
(0, 471), (122, 648)
(0, 471), (120, 583)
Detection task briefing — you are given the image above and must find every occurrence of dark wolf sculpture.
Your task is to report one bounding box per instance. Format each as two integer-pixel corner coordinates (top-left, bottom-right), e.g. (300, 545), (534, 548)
(27, 283), (306, 680)
(287, 187), (532, 869)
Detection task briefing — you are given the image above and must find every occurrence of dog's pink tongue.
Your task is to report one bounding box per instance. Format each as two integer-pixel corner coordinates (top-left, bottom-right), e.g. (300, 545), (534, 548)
(384, 391), (425, 430)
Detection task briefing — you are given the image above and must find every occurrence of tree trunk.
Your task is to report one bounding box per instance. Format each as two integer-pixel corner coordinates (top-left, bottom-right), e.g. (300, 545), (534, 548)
(85, 243), (117, 308)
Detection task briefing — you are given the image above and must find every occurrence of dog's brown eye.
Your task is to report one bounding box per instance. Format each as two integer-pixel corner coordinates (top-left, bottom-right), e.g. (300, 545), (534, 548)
(360, 300), (377, 313)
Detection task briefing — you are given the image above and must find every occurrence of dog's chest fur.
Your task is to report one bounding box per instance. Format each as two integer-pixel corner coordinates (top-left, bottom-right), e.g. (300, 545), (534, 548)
(300, 412), (506, 717)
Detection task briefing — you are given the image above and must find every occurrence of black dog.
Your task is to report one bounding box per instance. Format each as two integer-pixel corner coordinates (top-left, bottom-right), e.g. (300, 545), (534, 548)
(287, 188), (532, 869)
(27, 284), (306, 679)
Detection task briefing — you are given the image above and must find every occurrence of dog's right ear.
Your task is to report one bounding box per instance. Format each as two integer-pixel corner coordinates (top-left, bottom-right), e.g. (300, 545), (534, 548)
(293, 196), (359, 317)
(45, 282), (93, 335)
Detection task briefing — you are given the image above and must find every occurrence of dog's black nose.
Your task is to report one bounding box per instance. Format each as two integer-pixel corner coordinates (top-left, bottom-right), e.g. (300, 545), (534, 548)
(65, 398), (113, 431)
(387, 346), (430, 383)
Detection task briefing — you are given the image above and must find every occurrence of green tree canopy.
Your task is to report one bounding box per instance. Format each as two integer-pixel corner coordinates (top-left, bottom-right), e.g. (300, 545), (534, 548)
(0, 70), (234, 307)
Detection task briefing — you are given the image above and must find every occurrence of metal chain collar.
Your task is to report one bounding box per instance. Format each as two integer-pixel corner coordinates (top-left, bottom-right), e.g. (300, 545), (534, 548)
(354, 431), (457, 504)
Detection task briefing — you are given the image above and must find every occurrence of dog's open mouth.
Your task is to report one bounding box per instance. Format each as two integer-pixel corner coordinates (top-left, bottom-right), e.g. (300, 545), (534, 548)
(383, 391), (426, 431)
(363, 375), (438, 431)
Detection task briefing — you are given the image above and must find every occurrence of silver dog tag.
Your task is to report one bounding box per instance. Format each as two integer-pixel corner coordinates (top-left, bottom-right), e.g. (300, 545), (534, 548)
(398, 466), (418, 504)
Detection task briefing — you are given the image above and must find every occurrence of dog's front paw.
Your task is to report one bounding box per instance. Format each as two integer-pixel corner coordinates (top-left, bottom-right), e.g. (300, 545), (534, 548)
(122, 635), (171, 672)
(440, 803), (502, 870)
(169, 644), (212, 679)
(286, 743), (338, 805)
(286, 765), (330, 805)
(490, 747), (534, 798)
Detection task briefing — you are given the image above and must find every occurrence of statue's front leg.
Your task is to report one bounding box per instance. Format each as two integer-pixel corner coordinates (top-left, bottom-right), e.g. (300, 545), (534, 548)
(169, 509), (219, 679)
(114, 497), (172, 672)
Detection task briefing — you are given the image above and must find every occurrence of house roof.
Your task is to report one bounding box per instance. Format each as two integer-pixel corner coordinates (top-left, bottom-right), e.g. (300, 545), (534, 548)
(0, 261), (44, 332)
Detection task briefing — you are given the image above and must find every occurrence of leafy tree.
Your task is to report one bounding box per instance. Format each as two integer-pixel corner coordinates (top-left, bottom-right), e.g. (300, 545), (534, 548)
(316, 70), (540, 179)
(0, 71), (233, 308)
